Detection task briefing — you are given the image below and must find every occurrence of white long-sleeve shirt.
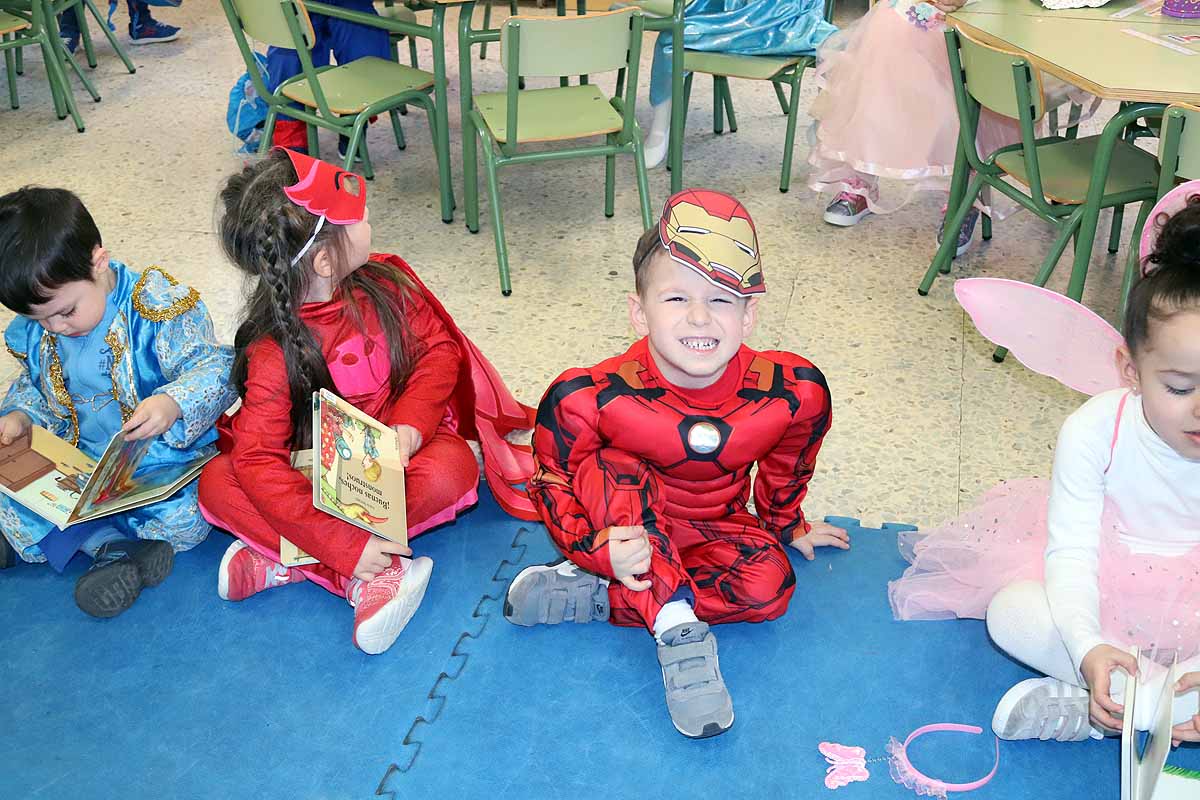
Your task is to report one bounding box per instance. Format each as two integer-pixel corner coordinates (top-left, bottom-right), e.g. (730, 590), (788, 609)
(1045, 389), (1200, 678)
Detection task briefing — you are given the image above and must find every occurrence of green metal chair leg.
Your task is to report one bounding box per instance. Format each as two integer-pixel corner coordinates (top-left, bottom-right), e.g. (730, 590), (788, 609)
(721, 78), (737, 133)
(615, 68), (625, 99)
(60, 40), (100, 102)
(918, 174), (984, 295)
(38, 22), (84, 130)
(479, 140), (511, 295)
(81, 0), (134, 73)
(14, 44), (21, 75)
(1120, 199), (1155, 323)
(712, 76), (723, 134)
(1107, 205), (1125, 254)
(605, 133), (616, 218)
(389, 108), (406, 150)
(464, 115), (481, 233)
(480, 0), (491, 60)
(3, 35), (17, 109)
(73, 3), (96, 69)
(772, 79), (789, 116)
(778, 68), (802, 193)
(981, 211), (992, 240)
(631, 134), (653, 229)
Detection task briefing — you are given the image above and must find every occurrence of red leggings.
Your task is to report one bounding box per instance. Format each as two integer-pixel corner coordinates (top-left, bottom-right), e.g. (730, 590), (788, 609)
(199, 429), (479, 597)
(571, 448), (796, 631)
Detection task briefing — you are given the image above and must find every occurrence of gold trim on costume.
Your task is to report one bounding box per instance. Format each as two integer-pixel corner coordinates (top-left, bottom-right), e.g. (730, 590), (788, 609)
(44, 337), (80, 446)
(105, 324), (135, 423)
(131, 266), (200, 322)
(6, 345), (27, 361)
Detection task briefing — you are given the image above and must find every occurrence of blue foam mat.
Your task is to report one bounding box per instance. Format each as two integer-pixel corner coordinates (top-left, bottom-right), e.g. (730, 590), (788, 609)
(0, 485), (530, 800)
(384, 517), (1200, 800)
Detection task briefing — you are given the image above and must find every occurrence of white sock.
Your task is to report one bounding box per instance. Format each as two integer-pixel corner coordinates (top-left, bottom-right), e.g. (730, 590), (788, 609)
(653, 599), (699, 643)
(643, 100), (672, 169)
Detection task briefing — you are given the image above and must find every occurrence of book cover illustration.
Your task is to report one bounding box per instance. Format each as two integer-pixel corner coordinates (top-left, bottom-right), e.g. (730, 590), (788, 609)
(313, 389), (407, 545)
(0, 425), (211, 529)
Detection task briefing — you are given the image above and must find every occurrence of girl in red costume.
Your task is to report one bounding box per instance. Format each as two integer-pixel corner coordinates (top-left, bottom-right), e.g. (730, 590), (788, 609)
(200, 149), (529, 655)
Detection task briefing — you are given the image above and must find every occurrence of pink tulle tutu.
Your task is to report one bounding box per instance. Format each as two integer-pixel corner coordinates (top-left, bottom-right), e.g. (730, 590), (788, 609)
(807, 1), (1096, 214)
(889, 478), (1200, 663)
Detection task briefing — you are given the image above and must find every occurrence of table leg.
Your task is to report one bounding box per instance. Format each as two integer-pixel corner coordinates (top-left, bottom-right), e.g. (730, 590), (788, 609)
(431, 6), (456, 223)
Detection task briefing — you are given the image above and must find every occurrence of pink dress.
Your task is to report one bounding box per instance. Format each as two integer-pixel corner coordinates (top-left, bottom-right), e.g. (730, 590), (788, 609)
(888, 396), (1200, 666)
(807, 0), (1094, 214)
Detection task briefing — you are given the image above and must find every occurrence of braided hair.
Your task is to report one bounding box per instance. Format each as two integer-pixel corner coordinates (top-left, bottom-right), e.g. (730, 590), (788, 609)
(1125, 191), (1200, 355)
(218, 149), (417, 447)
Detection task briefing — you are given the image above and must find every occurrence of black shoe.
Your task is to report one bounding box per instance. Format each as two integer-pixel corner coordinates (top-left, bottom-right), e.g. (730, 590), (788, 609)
(74, 539), (174, 618)
(75, 553), (142, 618)
(0, 535), (15, 569)
(98, 538), (174, 587)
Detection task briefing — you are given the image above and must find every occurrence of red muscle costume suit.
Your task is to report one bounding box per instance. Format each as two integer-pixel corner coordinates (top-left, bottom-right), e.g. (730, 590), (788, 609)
(201, 151), (537, 598)
(528, 190), (832, 631)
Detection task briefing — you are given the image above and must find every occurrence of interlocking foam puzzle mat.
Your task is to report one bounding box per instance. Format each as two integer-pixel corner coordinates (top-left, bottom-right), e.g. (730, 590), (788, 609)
(2, 495), (1197, 799)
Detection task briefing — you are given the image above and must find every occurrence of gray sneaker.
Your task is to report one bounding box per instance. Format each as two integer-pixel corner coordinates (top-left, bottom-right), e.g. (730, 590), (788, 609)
(503, 559), (610, 626)
(657, 621), (734, 739)
(822, 191), (871, 227)
(937, 207), (981, 258)
(991, 677), (1099, 742)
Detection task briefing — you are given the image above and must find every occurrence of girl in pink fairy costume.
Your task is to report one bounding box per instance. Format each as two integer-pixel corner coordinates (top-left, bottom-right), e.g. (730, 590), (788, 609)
(807, 0), (1095, 255)
(889, 186), (1200, 747)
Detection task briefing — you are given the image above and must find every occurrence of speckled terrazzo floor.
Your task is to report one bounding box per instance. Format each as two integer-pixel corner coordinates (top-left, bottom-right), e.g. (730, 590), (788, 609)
(0, 1), (1139, 529)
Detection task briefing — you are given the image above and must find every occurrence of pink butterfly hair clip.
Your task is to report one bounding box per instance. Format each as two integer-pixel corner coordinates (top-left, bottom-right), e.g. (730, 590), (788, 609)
(820, 742), (870, 789)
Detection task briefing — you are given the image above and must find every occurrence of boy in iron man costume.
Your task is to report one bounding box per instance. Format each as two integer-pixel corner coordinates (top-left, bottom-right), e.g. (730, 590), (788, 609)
(504, 189), (847, 738)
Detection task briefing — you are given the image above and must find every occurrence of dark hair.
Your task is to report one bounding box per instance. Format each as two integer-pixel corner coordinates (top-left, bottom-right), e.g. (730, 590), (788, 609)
(1124, 195), (1200, 354)
(0, 187), (102, 314)
(218, 149), (418, 448)
(632, 226), (664, 296)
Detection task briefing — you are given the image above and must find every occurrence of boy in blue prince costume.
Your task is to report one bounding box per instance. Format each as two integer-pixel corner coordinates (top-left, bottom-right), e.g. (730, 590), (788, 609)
(0, 187), (235, 618)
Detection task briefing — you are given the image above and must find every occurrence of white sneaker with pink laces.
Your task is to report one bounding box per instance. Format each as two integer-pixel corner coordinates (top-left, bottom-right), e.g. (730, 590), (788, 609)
(348, 556), (434, 655)
(218, 540), (307, 601)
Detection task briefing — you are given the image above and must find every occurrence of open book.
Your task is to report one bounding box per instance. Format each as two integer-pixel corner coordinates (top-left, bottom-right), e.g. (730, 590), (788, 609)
(0, 426), (211, 529)
(1121, 648), (1200, 800)
(277, 390), (408, 567)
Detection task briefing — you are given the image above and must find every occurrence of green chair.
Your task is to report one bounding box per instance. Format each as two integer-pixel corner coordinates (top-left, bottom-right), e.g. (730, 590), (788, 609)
(918, 28), (1159, 319)
(50, 0), (135, 74)
(220, 0), (445, 194)
(1119, 102), (1200, 318)
(676, 0), (835, 193)
(376, 1), (420, 68)
(464, 8), (652, 296)
(0, 0), (83, 129)
(479, 0), (517, 61)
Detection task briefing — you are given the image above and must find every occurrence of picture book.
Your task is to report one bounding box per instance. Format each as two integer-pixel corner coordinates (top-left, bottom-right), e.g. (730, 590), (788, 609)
(0, 426), (211, 530)
(1121, 648), (1200, 800)
(279, 450), (318, 568)
(311, 389), (407, 545)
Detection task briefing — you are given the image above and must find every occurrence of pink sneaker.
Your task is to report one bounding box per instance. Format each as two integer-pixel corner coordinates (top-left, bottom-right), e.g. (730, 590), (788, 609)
(822, 191), (872, 227)
(349, 556), (434, 655)
(217, 540), (307, 601)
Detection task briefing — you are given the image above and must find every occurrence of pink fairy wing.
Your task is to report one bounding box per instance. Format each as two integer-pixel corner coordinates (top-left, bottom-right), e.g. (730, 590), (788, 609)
(820, 742), (866, 762)
(1139, 180), (1200, 266)
(954, 278), (1124, 396)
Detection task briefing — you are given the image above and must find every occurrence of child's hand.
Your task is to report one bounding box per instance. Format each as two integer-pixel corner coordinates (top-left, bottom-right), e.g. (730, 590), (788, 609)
(788, 521), (851, 561)
(353, 535), (413, 582)
(392, 424), (423, 468)
(1080, 644), (1139, 731)
(1172, 672), (1200, 746)
(608, 525), (652, 592)
(122, 395), (182, 441)
(0, 410), (31, 445)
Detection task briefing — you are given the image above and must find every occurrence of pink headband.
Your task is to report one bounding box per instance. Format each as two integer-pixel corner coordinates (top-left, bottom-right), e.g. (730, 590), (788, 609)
(821, 723), (1000, 799)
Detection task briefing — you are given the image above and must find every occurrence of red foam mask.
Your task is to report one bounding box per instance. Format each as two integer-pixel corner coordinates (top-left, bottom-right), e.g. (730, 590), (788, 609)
(280, 148), (367, 226)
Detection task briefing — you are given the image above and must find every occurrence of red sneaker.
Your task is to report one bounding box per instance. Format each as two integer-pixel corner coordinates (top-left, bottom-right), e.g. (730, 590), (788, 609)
(272, 119), (308, 151)
(350, 556), (434, 655)
(217, 540), (306, 601)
